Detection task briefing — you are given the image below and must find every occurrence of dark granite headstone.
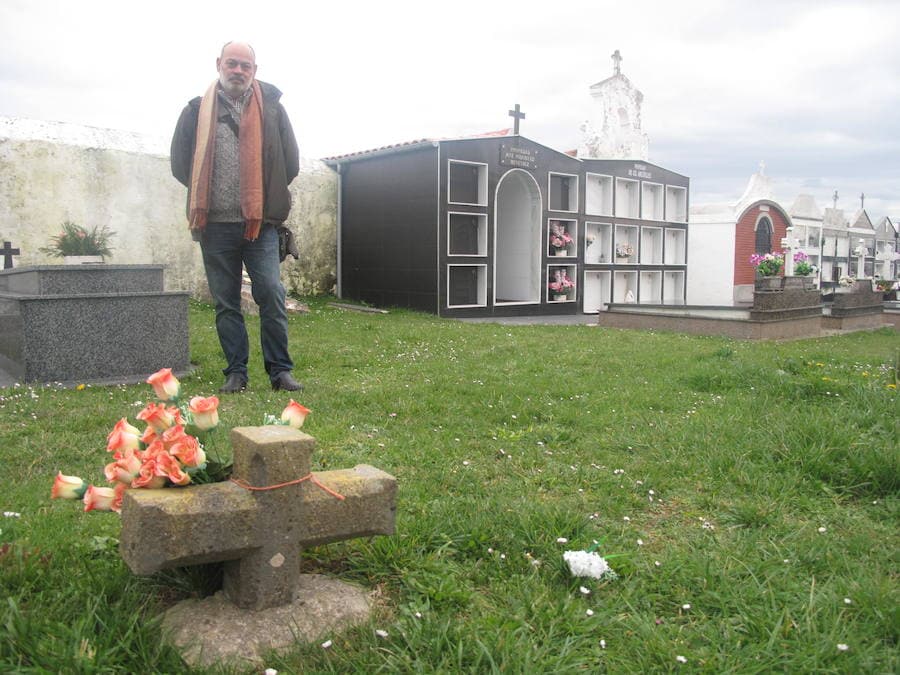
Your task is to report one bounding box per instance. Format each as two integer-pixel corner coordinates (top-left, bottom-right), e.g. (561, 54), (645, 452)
(0, 265), (189, 384)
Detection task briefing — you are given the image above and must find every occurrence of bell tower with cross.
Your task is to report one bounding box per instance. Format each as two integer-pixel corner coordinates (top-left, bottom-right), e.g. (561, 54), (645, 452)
(578, 49), (650, 160)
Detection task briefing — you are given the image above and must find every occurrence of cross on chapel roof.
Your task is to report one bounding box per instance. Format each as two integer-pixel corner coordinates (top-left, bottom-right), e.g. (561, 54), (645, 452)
(612, 49), (622, 75)
(508, 103), (526, 135)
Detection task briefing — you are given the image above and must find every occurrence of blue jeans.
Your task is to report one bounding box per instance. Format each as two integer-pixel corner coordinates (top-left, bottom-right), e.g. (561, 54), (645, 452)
(200, 223), (293, 380)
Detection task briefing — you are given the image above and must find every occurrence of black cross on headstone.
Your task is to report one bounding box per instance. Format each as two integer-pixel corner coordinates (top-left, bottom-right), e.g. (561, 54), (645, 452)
(1, 241), (20, 269)
(508, 104), (525, 135)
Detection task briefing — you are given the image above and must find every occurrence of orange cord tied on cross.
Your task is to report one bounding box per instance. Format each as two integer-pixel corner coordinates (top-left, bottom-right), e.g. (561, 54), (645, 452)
(230, 473), (346, 500)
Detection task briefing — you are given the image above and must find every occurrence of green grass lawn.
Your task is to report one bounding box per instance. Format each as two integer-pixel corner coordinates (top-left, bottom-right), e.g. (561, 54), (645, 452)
(2, 299), (898, 673)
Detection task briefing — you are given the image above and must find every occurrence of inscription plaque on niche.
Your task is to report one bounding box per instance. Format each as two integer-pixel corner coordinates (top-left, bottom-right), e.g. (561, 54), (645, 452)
(499, 144), (538, 170)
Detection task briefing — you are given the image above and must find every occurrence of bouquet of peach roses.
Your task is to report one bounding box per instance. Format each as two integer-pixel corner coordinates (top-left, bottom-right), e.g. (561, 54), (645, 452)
(51, 368), (310, 513)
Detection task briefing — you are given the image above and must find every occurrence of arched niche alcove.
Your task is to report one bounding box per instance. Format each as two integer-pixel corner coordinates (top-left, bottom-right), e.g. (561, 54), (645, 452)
(494, 169), (541, 305)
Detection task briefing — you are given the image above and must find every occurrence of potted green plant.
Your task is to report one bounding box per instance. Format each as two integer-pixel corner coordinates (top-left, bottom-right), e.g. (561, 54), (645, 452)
(874, 278), (896, 300)
(785, 251), (817, 289)
(750, 251), (785, 290)
(40, 221), (115, 264)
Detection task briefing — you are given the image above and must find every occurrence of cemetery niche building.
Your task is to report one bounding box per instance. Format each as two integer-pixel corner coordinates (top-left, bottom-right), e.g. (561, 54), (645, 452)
(326, 137), (689, 318)
(325, 52), (689, 318)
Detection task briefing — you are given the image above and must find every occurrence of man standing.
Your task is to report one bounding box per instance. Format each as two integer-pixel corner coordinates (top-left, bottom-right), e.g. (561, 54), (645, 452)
(171, 41), (302, 393)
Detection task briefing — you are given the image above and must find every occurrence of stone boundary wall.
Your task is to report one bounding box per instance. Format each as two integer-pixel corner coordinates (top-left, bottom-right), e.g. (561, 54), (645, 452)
(0, 117), (337, 298)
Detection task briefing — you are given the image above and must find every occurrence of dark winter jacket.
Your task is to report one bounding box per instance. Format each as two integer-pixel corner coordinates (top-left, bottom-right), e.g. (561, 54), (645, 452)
(170, 80), (300, 226)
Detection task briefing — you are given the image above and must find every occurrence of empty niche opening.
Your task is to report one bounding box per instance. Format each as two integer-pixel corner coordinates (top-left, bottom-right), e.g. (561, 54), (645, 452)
(586, 173), (613, 216)
(583, 270), (611, 312)
(549, 173), (579, 212)
(639, 270), (662, 303)
(615, 177), (640, 218)
(665, 185), (687, 222)
(664, 228), (686, 264)
(640, 227), (663, 264)
(448, 161), (488, 206)
(447, 265), (487, 307)
(663, 271), (685, 305)
(642, 182), (664, 220)
(448, 213), (487, 256)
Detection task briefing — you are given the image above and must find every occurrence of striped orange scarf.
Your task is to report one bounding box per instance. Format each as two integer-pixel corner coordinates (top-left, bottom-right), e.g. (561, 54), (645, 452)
(189, 80), (264, 241)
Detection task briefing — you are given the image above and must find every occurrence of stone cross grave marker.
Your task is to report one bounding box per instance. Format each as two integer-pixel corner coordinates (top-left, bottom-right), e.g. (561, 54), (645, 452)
(781, 227), (801, 276)
(854, 239), (868, 278)
(119, 426), (397, 665)
(1, 241), (20, 269)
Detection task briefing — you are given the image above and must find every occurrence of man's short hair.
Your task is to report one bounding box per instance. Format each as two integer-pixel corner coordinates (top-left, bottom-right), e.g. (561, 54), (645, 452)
(220, 41), (256, 61)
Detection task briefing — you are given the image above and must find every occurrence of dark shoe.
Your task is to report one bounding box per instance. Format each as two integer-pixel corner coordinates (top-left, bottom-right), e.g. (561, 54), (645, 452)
(219, 372), (248, 393)
(271, 371), (303, 392)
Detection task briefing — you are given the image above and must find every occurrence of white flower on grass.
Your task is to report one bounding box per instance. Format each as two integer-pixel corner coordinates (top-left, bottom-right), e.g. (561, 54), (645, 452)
(837, 643), (849, 651)
(321, 640), (333, 649)
(414, 611), (422, 618)
(564, 550), (617, 580)
(600, 639), (607, 649)
(3, 512), (21, 518)
(676, 655), (687, 663)
(843, 598), (852, 605)
(636, 539), (644, 546)
(654, 561), (661, 567)
(375, 629), (389, 638)
(579, 586), (591, 595)
(817, 526), (827, 533)
(623, 516), (631, 522)
(556, 537), (569, 544)
(585, 609), (594, 616)
(265, 669), (278, 675)
(682, 604), (691, 610)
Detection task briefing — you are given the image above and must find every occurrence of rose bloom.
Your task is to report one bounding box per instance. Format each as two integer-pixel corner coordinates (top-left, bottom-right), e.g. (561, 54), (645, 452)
(146, 367), (181, 401)
(51, 472), (88, 499)
(156, 452), (191, 486)
(106, 418), (141, 453)
(140, 425), (158, 445)
(189, 396), (220, 431)
(161, 424), (190, 450)
(112, 482), (128, 512)
(83, 485), (118, 512)
(137, 402), (180, 432)
(131, 458), (167, 489)
(104, 448), (142, 485)
(281, 400), (311, 429)
(141, 438), (167, 461)
(170, 435), (206, 468)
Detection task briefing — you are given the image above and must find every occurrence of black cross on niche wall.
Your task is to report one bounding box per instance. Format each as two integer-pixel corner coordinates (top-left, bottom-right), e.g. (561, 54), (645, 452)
(1, 241), (20, 269)
(508, 104), (525, 135)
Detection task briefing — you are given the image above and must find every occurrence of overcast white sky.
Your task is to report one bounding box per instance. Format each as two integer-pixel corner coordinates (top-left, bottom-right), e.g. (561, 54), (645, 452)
(2, 0), (898, 217)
